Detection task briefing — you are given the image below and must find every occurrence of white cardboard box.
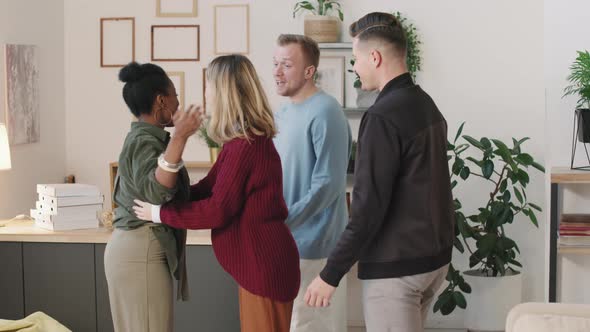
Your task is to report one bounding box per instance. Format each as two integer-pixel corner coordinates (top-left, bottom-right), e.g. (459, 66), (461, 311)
(37, 184), (101, 197)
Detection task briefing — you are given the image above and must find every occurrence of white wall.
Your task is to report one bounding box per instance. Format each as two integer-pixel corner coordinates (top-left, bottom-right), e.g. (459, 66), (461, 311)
(545, 0), (590, 303)
(63, 0), (546, 328)
(0, 0), (65, 219)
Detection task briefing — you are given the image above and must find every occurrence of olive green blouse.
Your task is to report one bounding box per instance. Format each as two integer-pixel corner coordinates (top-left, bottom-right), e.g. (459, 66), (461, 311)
(113, 121), (191, 300)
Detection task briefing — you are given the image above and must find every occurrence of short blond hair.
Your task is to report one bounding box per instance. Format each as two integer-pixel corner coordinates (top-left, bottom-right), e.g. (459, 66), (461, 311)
(277, 34), (320, 69)
(206, 54), (277, 144)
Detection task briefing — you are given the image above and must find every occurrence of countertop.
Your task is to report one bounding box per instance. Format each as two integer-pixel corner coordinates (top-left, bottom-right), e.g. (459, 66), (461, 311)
(0, 219), (212, 245)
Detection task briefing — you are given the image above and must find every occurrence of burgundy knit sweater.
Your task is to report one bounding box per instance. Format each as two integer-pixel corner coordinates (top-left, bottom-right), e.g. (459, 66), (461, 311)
(160, 135), (300, 302)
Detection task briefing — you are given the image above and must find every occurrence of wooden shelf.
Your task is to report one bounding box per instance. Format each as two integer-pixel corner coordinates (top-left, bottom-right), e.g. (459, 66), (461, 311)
(344, 107), (367, 115)
(558, 246), (590, 255)
(551, 167), (590, 183)
(318, 42), (352, 49)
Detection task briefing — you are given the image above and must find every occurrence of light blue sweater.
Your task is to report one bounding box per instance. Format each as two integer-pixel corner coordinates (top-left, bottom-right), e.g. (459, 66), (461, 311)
(274, 91), (352, 259)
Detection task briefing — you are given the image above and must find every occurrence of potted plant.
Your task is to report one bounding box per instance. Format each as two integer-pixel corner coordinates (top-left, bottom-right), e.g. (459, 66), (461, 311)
(349, 12), (422, 108)
(197, 120), (221, 163)
(563, 50), (590, 145)
(293, 0), (343, 43)
(433, 123), (545, 331)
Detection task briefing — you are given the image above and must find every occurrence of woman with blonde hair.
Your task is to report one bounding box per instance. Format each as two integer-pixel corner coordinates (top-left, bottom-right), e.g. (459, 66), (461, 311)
(133, 54), (300, 331)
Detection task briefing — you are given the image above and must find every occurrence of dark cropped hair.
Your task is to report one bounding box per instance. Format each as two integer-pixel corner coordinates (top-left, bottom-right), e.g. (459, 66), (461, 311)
(349, 12), (407, 56)
(277, 34), (320, 69)
(118, 62), (171, 117)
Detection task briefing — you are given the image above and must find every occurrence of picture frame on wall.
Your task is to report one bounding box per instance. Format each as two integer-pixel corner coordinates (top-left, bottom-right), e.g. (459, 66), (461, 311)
(214, 4), (250, 55)
(156, 0), (197, 17)
(4, 44), (40, 145)
(167, 71), (185, 112)
(100, 17), (135, 68)
(151, 25), (200, 61)
(202, 67), (207, 114)
(316, 56), (345, 106)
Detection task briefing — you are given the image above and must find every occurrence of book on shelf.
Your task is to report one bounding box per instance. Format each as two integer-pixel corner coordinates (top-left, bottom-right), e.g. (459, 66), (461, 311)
(37, 184), (101, 197)
(559, 236), (590, 246)
(559, 231), (590, 236)
(560, 214), (590, 224)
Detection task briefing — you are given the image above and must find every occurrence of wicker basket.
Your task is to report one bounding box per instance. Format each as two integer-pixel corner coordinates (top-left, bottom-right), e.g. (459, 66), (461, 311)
(304, 15), (340, 43)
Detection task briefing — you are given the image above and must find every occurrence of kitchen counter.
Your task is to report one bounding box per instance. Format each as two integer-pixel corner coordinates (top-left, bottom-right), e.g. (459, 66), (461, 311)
(0, 219), (212, 245)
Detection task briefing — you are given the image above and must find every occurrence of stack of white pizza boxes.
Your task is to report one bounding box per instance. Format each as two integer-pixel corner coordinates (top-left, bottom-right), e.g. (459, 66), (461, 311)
(30, 184), (104, 231)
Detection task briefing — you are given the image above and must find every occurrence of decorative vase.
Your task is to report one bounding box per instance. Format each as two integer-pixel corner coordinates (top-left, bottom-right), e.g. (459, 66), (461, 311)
(304, 15), (340, 43)
(463, 270), (522, 332)
(209, 147), (220, 163)
(355, 88), (379, 108)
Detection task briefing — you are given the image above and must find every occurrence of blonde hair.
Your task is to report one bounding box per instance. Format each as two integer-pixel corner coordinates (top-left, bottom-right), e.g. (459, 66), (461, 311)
(206, 54), (277, 144)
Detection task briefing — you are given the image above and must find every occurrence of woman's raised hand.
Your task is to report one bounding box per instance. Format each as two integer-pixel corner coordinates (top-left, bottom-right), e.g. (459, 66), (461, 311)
(173, 104), (203, 139)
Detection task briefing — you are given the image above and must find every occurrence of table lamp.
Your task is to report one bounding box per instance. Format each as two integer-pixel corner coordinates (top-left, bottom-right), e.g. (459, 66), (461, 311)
(0, 123), (11, 170)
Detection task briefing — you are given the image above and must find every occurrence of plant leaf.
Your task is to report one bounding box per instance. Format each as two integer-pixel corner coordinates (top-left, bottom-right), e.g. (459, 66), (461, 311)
(453, 291), (467, 309)
(454, 122), (465, 143)
(482, 160), (494, 179)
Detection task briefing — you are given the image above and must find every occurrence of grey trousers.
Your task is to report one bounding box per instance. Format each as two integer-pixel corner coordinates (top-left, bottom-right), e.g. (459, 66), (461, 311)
(104, 225), (173, 332)
(362, 264), (449, 332)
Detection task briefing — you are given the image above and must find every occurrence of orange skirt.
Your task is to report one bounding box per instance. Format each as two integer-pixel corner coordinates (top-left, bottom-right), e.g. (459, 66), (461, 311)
(238, 286), (294, 332)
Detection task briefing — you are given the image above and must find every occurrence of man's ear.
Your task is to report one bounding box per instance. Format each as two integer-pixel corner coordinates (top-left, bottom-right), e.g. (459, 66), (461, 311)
(370, 49), (383, 68)
(304, 65), (316, 80)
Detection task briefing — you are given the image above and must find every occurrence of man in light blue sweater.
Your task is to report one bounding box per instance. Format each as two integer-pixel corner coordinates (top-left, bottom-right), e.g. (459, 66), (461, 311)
(273, 34), (352, 332)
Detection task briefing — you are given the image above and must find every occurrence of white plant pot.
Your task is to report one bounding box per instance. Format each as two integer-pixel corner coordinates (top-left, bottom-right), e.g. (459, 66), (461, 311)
(355, 88), (378, 108)
(463, 270), (522, 332)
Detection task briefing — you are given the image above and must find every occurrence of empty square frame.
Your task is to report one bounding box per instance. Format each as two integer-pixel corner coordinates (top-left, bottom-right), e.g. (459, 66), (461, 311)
(100, 17), (135, 67)
(156, 0), (197, 17)
(152, 25), (200, 61)
(214, 4), (250, 55)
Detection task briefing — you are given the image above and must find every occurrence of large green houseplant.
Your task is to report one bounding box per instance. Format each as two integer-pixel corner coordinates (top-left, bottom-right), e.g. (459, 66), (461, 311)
(563, 50), (590, 144)
(433, 123), (544, 330)
(292, 0), (343, 43)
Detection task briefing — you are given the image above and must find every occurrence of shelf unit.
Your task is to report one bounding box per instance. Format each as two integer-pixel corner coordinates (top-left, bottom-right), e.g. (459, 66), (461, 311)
(549, 167), (590, 302)
(318, 42), (352, 49)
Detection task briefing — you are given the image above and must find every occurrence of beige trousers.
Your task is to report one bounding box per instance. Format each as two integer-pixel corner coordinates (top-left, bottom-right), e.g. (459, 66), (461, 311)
(104, 225), (173, 332)
(362, 264), (449, 332)
(291, 258), (347, 332)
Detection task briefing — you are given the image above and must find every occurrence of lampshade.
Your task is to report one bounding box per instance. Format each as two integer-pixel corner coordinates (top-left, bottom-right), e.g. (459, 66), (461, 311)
(0, 123), (11, 170)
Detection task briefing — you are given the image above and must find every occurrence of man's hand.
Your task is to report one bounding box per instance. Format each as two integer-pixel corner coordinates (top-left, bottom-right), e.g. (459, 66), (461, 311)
(304, 276), (336, 307)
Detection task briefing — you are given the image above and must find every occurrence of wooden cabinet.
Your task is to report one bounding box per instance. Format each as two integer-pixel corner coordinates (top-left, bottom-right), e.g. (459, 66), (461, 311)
(95, 244), (114, 332)
(23, 243), (96, 332)
(1, 242), (239, 331)
(0, 242), (24, 320)
(174, 246), (240, 332)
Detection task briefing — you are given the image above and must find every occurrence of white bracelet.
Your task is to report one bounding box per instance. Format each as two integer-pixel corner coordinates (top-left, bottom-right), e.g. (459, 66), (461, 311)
(158, 154), (184, 168)
(157, 155), (183, 173)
